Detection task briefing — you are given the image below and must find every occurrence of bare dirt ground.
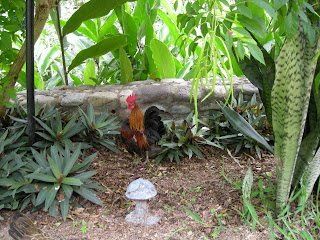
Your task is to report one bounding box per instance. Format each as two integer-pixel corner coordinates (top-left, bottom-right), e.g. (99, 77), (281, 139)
(0, 145), (275, 240)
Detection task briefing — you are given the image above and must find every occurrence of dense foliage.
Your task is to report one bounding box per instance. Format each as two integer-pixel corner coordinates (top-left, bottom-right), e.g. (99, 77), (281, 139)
(0, 1), (320, 237)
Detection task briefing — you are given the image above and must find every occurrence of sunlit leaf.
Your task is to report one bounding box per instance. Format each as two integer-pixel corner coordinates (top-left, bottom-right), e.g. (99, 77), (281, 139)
(68, 35), (127, 71)
(150, 39), (176, 78)
(63, 0), (135, 36)
(119, 47), (133, 84)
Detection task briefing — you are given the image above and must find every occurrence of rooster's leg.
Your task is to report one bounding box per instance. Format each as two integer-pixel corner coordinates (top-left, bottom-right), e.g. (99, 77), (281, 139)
(143, 150), (149, 165)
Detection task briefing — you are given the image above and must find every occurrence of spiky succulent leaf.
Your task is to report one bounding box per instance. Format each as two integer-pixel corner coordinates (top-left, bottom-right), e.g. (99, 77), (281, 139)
(272, 20), (320, 209)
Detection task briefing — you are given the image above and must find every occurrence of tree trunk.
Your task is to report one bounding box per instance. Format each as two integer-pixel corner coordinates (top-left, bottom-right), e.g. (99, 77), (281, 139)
(0, 0), (56, 118)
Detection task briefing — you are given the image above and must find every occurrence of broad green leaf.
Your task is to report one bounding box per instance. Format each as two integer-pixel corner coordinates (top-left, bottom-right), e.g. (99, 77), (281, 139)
(247, 0), (277, 19)
(98, 12), (117, 41)
(158, 10), (185, 57)
(219, 104), (273, 153)
(83, 19), (98, 42)
(119, 47), (133, 84)
(68, 35), (127, 71)
(122, 11), (137, 56)
(84, 60), (96, 86)
(237, 15), (266, 39)
(274, 0), (289, 10)
(150, 39), (176, 78)
(271, 23), (319, 209)
(246, 43), (265, 65)
(237, 4), (252, 19)
(232, 27), (252, 38)
(63, 0), (135, 36)
(39, 47), (58, 75)
(70, 74), (82, 86)
(176, 62), (192, 79)
(145, 15), (154, 47)
(284, 12), (299, 40)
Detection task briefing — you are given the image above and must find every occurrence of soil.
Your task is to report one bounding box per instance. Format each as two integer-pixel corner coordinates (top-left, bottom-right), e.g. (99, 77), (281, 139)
(0, 145), (275, 240)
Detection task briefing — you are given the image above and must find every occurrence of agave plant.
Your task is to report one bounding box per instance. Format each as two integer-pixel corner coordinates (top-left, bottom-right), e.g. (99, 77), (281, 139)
(78, 104), (120, 152)
(155, 112), (221, 164)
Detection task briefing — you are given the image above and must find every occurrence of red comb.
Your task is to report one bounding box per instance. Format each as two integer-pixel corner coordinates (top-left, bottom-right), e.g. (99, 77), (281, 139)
(126, 94), (137, 103)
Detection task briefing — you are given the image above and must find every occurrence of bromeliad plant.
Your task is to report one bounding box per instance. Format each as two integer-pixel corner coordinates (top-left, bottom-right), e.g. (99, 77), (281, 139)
(207, 92), (273, 159)
(22, 145), (102, 221)
(78, 104), (120, 152)
(34, 110), (84, 149)
(155, 112), (221, 164)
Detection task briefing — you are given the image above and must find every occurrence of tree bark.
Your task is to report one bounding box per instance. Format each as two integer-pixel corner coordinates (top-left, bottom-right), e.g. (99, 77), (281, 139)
(0, 0), (56, 118)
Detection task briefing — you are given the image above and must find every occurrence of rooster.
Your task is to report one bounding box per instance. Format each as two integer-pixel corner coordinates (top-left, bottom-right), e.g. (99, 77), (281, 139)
(121, 94), (165, 162)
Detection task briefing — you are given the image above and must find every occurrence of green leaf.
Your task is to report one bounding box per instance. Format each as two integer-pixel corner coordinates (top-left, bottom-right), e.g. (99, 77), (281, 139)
(74, 171), (96, 182)
(84, 60), (96, 86)
(60, 197), (69, 221)
(186, 144), (204, 159)
(237, 4), (252, 19)
(25, 173), (57, 183)
(31, 148), (49, 169)
(45, 184), (59, 210)
(63, 0), (134, 36)
(158, 10), (185, 57)
(63, 145), (81, 176)
(122, 11), (137, 56)
(119, 47), (133, 84)
(150, 39), (176, 78)
(61, 177), (83, 186)
(219, 104), (273, 153)
(237, 40), (245, 60)
(70, 73), (83, 86)
(232, 27), (252, 38)
(36, 185), (50, 206)
(284, 12), (299, 40)
(47, 155), (62, 180)
(246, 43), (265, 65)
(68, 35), (127, 71)
(238, 15), (266, 39)
(247, 0), (277, 19)
(74, 187), (103, 206)
(274, 0), (289, 10)
(34, 117), (57, 137)
(62, 184), (73, 199)
(242, 167), (253, 199)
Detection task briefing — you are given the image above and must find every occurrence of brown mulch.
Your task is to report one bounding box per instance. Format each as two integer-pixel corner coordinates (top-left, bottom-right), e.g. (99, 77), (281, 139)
(0, 145), (275, 239)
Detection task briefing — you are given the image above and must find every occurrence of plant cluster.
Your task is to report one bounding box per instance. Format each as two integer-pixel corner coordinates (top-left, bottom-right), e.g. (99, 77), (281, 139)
(0, 103), (119, 220)
(206, 91), (273, 159)
(155, 112), (221, 164)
